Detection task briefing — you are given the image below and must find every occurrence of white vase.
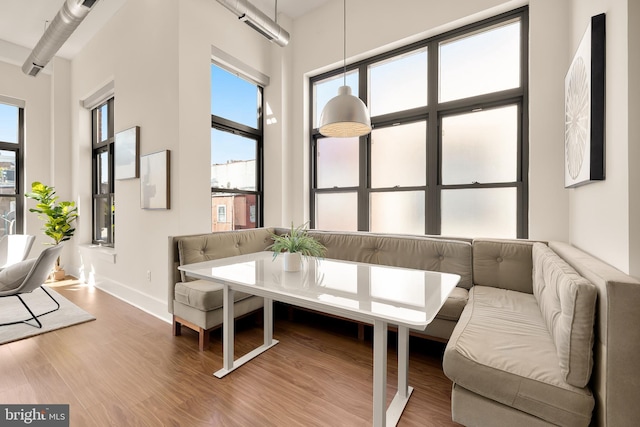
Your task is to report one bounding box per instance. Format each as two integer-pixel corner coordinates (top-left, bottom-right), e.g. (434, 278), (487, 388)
(283, 252), (302, 272)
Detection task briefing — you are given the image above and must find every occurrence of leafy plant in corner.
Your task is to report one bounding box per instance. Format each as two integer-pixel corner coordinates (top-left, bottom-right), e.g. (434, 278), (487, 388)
(26, 181), (78, 273)
(268, 222), (326, 258)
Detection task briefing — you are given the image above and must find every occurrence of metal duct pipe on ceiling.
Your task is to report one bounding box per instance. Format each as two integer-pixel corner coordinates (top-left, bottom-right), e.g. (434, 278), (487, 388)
(22, 0), (99, 76)
(215, 0), (290, 47)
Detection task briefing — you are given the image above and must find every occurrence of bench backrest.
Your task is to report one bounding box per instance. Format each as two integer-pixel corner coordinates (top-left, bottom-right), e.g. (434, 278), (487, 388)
(305, 230), (473, 289)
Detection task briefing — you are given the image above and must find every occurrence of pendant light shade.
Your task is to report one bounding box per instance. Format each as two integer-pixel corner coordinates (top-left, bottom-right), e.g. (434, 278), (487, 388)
(319, 86), (372, 137)
(318, 0), (371, 138)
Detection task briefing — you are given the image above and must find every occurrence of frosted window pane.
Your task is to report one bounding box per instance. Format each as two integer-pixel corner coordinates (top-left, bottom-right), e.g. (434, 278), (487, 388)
(317, 136), (359, 188)
(211, 129), (257, 191)
(370, 191), (425, 234)
(211, 64), (259, 129)
(441, 188), (517, 238)
(369, 49), (428, 116)
(314, 71), (359, 128)
(442, 106), (518, 185)
(316, 193), (357, 231)
(0, 104), (18, 143)
(371, 122), (426, 188)
(440, 21), (520, 102)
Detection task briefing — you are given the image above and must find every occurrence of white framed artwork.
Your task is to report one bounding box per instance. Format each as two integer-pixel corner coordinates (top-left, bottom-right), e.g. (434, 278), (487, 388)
(140, 150), (170, 209)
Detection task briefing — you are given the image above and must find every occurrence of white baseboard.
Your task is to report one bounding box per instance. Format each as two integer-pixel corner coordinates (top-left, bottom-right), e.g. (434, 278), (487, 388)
(68, 265), (171, 324)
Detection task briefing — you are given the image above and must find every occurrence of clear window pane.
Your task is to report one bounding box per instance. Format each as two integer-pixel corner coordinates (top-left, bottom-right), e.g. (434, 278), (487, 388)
(98, 103), (109, 143)
(369, 48), (428, 116)
(211, 64), (259, 129)
(439, 21), (520, 102)
(212, 193), (257, 231)
(370, 191), (425, 234)
(316, 192), (357, 231)
(371, 121), (426, 188)
(0, 196), (16, 236)
(97, 151), (109, 194)
(211, 129), (257, 191)
(0, 151), (16, 194)
(441, 188), (517, 238)
(0, 104), (18, 143)
(94, 197), (112, 242)
(442, 106), (518, 185)
(317, 136), (359, 188)
(313, 70), (359, 129)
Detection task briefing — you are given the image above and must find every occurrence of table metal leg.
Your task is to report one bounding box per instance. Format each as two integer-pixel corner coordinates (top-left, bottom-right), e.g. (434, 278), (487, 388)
(373, 319), (388, 427)
(386, 325), (414, 426)
(264, 297), (273, 345)
(214, 293), (279, 378)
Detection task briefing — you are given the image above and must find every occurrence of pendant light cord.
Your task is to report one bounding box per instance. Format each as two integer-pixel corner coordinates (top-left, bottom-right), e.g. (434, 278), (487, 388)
(343, 0), (347, 87)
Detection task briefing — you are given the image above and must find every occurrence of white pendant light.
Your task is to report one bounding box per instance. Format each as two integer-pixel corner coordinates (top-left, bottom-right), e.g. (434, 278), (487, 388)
(319, 0), (372, 138)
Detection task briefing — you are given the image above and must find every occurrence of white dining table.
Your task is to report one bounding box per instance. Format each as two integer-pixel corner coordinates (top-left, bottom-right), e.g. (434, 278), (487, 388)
(180, 251), (460, 427)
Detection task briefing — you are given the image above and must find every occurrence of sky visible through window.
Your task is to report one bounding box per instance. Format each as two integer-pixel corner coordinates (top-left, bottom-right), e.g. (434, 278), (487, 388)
(211, 64), (258, 166)
(0, 103), (18, 143)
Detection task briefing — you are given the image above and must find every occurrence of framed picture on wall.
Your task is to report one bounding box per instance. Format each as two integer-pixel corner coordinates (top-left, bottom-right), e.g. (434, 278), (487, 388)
(564, 13), (605, 188)
(115, 126), (140, 180)
(140, 150), (170, 209)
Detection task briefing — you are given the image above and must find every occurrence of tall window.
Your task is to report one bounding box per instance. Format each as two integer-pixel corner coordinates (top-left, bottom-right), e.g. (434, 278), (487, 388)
(92, 98), (115, 245)
(310, 8), (529, 238)
(210, 63), (263, 231)
(0, 101), (24, 236)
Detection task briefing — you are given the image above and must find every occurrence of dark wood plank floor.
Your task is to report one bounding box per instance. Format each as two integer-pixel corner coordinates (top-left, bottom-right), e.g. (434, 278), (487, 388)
(0, 280), (460, 426)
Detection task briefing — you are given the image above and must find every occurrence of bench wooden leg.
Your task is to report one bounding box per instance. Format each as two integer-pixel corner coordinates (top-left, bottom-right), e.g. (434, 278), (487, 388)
(198, 328), (210, 351)
(173, 316), (182, 336)
(358, 323), (365, 341)
(173, 315), (211, 351)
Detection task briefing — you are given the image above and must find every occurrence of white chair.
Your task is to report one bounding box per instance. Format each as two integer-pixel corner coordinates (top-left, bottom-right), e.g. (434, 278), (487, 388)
(0, 234), (36, 270)
(0, 244), (64, 328)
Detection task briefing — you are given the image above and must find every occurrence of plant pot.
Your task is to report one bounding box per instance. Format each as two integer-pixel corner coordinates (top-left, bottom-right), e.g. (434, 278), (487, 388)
(51, 268), (66, 281)
(283, 252), (302, 272)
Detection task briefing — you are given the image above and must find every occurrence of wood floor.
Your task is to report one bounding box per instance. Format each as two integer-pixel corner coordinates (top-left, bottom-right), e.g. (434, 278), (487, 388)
(0, 280), (460, 426)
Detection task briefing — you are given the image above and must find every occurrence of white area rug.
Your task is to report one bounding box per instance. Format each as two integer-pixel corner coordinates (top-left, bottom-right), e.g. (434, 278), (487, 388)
(0, 286), (95, 345)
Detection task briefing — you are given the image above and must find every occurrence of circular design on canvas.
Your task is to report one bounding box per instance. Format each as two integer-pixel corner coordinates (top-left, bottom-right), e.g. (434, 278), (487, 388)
(565, 56), (589, 180)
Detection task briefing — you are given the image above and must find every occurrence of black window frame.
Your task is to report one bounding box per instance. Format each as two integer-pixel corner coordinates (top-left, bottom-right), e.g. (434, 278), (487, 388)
(210, 63), (264, 230)
(0, 104), (24, 235)
(309, 7), (529, 238)
(92, 97), (115, 246)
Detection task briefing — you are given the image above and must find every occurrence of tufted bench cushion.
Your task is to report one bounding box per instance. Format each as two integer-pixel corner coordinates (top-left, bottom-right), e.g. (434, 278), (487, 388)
(473, 239), (538, 293)
(307, 230), (473, 288)
(532, 243), (597, 388)
(178, 228), (273, 282)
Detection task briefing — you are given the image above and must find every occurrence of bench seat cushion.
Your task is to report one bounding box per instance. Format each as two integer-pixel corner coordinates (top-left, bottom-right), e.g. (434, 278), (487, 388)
(436, 287), (468, 321)
(175, 280), (253, 311)
(444, 286), (594, 427)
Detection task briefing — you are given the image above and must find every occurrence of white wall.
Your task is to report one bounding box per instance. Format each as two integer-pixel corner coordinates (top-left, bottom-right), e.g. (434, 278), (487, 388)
(629, 0), (640, 278)
(66, 0), (290, 320)
(70, 0), (181, 319)
(567, 0), (634, 274)
(0, 50), (55, 249)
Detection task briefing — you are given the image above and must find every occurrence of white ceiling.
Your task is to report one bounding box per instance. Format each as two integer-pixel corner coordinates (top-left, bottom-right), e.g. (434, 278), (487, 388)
(0, 0), (330, 60)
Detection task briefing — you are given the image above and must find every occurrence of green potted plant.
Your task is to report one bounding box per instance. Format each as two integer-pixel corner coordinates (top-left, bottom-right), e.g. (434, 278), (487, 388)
(269, 222), (326, 271)
(25, 181), (78, 280)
